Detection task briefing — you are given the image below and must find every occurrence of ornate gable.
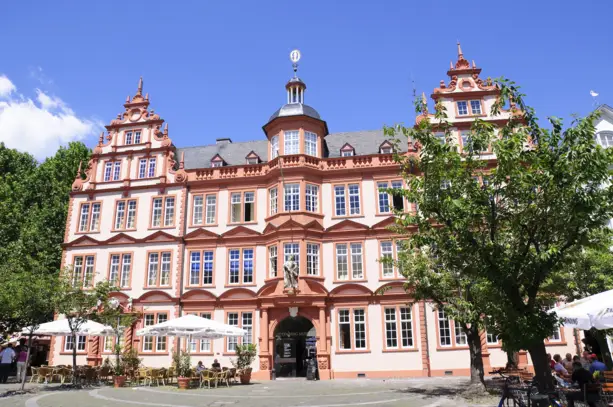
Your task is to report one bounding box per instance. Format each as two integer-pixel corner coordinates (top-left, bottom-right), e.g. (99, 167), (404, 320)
(184, 228), (220, 241)
(141, 230), (179, 243)
(326, 219), (369, 233)
(105, 233), (139, 245)
(221, 225), (261, 239)
(64, 235), (100, 248)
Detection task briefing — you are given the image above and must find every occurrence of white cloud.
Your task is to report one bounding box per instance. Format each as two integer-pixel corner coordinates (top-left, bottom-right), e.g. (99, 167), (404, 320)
(0, 74), (100, 159)
(0, 75), (16, 98)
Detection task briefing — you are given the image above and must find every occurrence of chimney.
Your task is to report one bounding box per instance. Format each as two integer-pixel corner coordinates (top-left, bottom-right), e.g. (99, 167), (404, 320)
(216, 138), (232, 145)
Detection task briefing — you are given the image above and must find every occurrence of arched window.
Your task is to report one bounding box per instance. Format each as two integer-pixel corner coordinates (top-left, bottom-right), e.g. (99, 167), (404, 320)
(271, 135), (279, 159)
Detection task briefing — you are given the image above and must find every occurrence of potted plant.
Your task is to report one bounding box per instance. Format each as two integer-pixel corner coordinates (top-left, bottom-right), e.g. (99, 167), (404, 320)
(111, 346), (127, 388)
(121, 348), (142, 383)
(172, 351), (192, 390)
(232, 344), (257, 384)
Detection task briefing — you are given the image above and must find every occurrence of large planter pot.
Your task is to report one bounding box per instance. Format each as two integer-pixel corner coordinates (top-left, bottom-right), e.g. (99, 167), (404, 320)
(239, 368), (252, 384)
(177, 377), (191, 390)
(113, 375), (127, 388)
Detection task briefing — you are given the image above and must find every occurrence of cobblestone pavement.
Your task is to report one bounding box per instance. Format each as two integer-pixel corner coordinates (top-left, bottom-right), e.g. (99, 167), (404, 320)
(0, 377), (491, 407)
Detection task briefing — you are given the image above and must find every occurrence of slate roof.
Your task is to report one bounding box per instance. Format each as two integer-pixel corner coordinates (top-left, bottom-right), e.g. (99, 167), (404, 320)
(176, 129), (405, 170)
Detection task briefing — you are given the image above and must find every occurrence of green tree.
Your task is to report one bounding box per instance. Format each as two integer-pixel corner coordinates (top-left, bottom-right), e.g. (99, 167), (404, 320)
(95, 302), (140, 376)
(386, 80), (613, 390)
(54, 268), (115, 384)
(0, 271), (60, 390)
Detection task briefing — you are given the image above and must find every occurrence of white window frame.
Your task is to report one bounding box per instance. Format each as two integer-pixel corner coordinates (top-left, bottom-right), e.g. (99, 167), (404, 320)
(269, 188), (278, 215)
(192, 196), (204, 225)
(230, 191), (255, 223)
(470, 100), (482, 115)
(306, 243), (320, 276)
(271, 135), (279, 159)
(65, 335), (87, 352)
(205, 194), (216, 224)
(457, 101), (468, 116)
(438, 309), (452, 347)
(304, 131), (317, 156)
(305, 184), (318, 213)
(284, 130), (300, 155)
(284, 243), (300, 275)
(284, 183), (300, 212)
(268, 245), (278, 277)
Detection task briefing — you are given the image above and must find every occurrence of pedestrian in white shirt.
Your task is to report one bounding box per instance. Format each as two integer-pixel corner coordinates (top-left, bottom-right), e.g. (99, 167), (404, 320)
(0, 344), (16, 383)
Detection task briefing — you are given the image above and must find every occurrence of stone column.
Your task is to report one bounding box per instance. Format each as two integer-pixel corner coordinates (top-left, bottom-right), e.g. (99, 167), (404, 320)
(318, 307), (327, 353)
(255, 308), (271, 380)
(261, 308), (269, 354)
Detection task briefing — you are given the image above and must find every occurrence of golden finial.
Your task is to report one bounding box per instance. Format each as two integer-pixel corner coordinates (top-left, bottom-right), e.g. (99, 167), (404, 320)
(136, 76), (143, 96)
(457, 41), (463, 59)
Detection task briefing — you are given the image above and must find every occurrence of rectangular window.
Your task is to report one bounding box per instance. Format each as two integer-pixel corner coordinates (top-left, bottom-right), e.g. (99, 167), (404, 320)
(126, 200), (136, 229)
(113, 161), (121, 181)
(353, 309), (366, 349)
(104, 162), (113, 182)
(486, 332), (499, 345)
(341, 149), (354, 157)
(348, 184), (360, 215)
(377, 182), (390, 213)
(284, 130), (299, 155)
(305, 184), (318, 212)
(78, 202), (101, 232)
(455, 324), (467, 346)
(194, 313), (212, 352)
(470, 100), (482, 115)
(151, 196), (175, 227)
(438, 309), (452, 347)
(457, 101), (468, 116)
(228, 248), (254, 285)
(147, 158), (156, 178)
(269, 188), (278, 215)
(268, 245), (278, 277)
(334, 185), (346, 216)
(125, 131), (133, 145)
(147, 251), (172, 287)
(189, 252), (201, 285)
(336, 244), (348, 280)
(242, 313), (253, 345)
(391, 181), (404, 211)
(243, 249), (254, 284)
(350, 243), (363, 279)
(244, 192), (254, 222)
(72, 255), (95, 288)
(134, 131), (141, 144)
(284, 183), (300, 212)
(65, 335), (87, 352)
(460, 131), (472, 153)
(143, 314), (155, 352)
(549, 327), (562, 342)
(139, 159), (147, 179)
(399, 307), (413, 348)
(114, 199), (137, 230)
(155, 314), (167, 351)
(384, 308), (398, 348)
(306, 243), (319, 276)
(231, 192), (255, 223)
(202, 251), (213, 285)
(109, 254), (132, 288)
(271, 135), (279, 159)
(103, 335), (124, 353)
(381, 241), (394, 278)
(304, 131), (317, 156)
(205, 195), (216, 224)
(227, 312), (239, 352)
(228, 249), (240, 284)
(192, 196), (203, 225)
(434, 132), (446, 144)
(339, 310), (351, 350)
(284, 243), (300, 275)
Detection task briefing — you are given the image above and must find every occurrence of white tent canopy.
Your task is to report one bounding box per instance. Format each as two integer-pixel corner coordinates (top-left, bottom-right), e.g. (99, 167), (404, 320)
(135, 314), (246, 338)
(552, 288), (613, 330)
(22, 319), (114, 336)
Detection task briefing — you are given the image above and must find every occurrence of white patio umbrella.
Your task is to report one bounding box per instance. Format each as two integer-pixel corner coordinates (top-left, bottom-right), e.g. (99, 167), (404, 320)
(135, 314), (246, 339)
(552, 288), (613, 330)
(22, 319), (114, 336)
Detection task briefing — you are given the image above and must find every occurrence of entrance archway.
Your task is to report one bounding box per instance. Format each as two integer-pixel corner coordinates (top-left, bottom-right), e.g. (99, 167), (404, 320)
(273, 316), (316, 378)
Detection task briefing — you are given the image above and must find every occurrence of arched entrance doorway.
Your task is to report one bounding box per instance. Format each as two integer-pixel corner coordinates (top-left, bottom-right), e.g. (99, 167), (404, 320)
(273, 316), (316, 378)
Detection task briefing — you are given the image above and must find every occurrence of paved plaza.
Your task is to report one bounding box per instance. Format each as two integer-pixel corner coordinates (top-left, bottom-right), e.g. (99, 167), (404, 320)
(0, 377), (495, 407)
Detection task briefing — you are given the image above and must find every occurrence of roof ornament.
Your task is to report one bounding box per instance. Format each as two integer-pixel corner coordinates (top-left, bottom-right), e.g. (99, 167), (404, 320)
(290, 49), (301, 77)
(421, 92), (428, 113)
(457, 41), (463, 59)
(179, 151), (185, 170)
(98, 131), (104, 145)
(76, 160), (82, 178)
(163, 123), (168, 137)
(136, 76), (143, 96)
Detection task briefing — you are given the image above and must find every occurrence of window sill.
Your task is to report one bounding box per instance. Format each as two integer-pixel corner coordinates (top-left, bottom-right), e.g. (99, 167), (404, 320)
(486, 344), (503, 349)
(185, 285), (216, 289)
(143, 286), (172, 290)
(379, 277), (403, 282)
(382, 348), (419, 353)
(302, 275), (325, 282)
(545, 341), (568, 347)
(331, 214), (364, 220)
(335, 350), (371, 355)
(112, 287), (132, 291)
(188, 223), (218, 228)
(100, 180), (123, 184)
(222, 352), (236, 356)
(228, 221), (258, 226)
(332, 279), (367, 284)
(138, 351), (170, 356)
(185, 352), (214, 356)
(75, 230), (101, 235)
(111, 228), (138, 233)
(148, 226), (176, 230)
(223, 284), (257, 289)
(436, 346), (470, 351)
(265, 211), (324, 223)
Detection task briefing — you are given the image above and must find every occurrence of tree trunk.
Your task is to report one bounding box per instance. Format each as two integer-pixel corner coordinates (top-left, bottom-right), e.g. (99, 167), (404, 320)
(464, 323), (485, 387)
(72, 333), (78, 385)
(20, 332), (33, 391)
(528, 341), (554, 392)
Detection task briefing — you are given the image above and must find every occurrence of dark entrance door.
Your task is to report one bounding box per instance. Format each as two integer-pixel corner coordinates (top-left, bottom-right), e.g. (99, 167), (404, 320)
(273, 316), (316, 378)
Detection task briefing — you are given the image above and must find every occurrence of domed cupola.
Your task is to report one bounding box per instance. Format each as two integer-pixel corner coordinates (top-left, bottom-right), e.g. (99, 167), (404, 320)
(263, 50), (328, 160)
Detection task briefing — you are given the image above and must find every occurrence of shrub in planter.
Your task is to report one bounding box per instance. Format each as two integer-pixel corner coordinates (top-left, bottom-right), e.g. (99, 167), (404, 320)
(231, 344), (257, 384)
(172, 351), (192, 390)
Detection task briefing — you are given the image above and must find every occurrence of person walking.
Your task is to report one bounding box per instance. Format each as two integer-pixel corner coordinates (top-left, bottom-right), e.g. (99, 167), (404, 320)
(0, 344), (16, 383)
(16, 346), (28, 382)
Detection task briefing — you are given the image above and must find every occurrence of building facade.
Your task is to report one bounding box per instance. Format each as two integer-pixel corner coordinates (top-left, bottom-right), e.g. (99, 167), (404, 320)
(50, 46), (578, 379)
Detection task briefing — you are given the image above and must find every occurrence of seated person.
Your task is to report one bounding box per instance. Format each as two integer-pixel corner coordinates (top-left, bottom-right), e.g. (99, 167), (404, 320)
(567, 361), (600, 407)
(589, 354), (606, 375)
(195, 361), (205, 373)
(553, 354), (569, 377)
(211, 359), (221, 370)
(562, 353), (574, 372)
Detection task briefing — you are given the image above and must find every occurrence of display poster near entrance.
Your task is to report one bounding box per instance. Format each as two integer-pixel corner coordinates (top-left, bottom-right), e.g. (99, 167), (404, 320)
(283, 341), (293, 358)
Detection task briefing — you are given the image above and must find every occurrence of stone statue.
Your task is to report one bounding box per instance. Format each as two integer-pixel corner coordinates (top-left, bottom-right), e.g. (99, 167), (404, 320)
(283, 255), (299, 289)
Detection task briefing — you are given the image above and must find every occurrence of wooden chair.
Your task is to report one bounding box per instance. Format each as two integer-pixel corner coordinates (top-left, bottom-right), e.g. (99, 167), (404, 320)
(603, 371), (613, 383)
(199, 370), (215, 389)
(601, 382), (613, 406)
(216, 370), (231, 388)
(134, 368), (149, 386)
(37, 367), (54, 384)
(229, 368), (238, 384)
(29, 367), (40, 383)
(165, 366), (175, 385)
(59, 368), (73, 384)
(156, 368), (167, 386)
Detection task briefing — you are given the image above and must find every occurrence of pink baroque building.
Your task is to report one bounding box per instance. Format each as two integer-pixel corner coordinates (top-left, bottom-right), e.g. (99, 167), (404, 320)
(51, 45), (578, 379)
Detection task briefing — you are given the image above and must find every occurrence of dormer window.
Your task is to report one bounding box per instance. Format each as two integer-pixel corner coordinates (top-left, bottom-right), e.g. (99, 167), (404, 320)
(271, 135), (279, 159)
(125, 130), (141, 145)
(470, 100), (482, 115)
(597, 131), (613, 148)
(457, 101), (468, 116)
(210, 154), (225, 168)
(245, 151), (261, 165)
(304, 132), (317, 157)
(340, 143), (355, 157)
(379, 141), (393, 155)
(284, 130), (300, 155)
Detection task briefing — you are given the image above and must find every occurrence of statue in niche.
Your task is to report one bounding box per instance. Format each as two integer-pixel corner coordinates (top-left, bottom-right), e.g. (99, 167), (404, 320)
(283, 255), (299, 290)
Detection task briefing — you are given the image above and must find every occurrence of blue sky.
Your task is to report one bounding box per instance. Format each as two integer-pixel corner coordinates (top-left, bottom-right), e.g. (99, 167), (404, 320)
(1, 0), (611, 157)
